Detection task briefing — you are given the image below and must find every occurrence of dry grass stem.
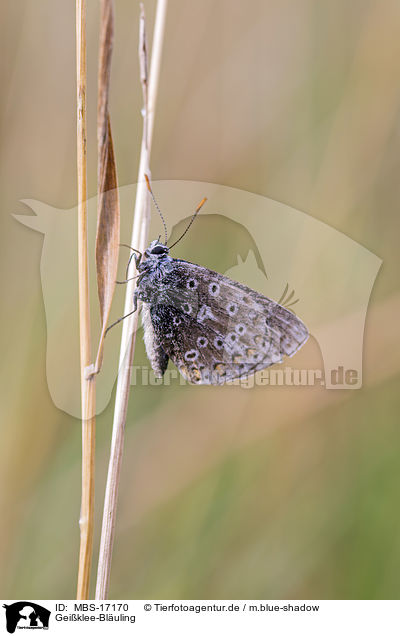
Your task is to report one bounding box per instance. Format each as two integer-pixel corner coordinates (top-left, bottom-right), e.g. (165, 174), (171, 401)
(76, 0), (96, 600)
(95, 0), (168, 599)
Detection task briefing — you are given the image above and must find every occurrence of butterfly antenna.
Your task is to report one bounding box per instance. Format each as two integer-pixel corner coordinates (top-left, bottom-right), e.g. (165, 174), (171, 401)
(144, 174), (168, 245)
(168, 197), (207, 250)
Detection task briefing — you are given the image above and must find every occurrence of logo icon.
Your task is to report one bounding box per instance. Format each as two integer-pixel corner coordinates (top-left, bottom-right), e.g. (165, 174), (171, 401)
(2, 602), (50, 633)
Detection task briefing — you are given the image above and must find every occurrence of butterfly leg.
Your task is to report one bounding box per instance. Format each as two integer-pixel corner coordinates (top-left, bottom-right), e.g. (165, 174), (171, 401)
(116, 274), (140, 284)
(124, 251), (142, 280)
(119, 244), (143, 279)
(120, 243), (142, 260)
(105, 290), (139, 336)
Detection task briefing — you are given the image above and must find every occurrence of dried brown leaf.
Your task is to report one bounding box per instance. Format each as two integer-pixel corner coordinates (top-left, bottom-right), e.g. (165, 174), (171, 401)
(94, 0), (120, 373)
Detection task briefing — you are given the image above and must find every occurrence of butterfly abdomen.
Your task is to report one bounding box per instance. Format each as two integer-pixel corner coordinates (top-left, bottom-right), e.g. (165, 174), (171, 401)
(141, 303), (169, 377)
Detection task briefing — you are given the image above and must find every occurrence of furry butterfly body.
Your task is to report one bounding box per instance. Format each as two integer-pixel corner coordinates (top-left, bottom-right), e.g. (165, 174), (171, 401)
(133, 240), (309, 385)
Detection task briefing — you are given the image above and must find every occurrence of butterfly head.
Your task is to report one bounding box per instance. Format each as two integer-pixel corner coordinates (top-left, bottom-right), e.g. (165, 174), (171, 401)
(144, 239), (170, 259)
(139, 239), (173, 275)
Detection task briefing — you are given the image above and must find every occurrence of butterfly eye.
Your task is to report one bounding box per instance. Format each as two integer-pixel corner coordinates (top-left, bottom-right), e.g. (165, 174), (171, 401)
(151, 245), (167, 255)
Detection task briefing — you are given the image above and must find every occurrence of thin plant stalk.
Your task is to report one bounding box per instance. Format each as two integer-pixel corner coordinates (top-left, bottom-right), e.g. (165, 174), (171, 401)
(76, 0), (96, 600)
(95, 0), (168, 599)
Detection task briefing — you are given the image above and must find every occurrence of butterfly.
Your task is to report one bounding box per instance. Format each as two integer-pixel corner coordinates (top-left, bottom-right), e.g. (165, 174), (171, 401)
(112, 182), (309, 385)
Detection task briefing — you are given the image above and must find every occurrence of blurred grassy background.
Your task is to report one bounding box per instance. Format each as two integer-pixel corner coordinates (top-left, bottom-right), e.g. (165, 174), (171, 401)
(1, 0), (400, 599)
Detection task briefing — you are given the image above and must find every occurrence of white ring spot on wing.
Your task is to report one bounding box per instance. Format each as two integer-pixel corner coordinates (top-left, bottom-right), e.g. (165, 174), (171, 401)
(197, 336), (208, 348)
(185, 349), (199, 361)
(208, 281), (220, 297)
(186, 278), (198, 290)
(227, 332), (238, 345)
(227, 302), (238, 316)
(181, 302), (192, 314)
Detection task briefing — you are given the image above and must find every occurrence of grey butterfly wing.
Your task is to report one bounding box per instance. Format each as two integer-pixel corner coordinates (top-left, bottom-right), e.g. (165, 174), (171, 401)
(150, 303), (257, 385)
(150, 259), (309, 385)
(173, 259), (309, 362)
(176, 260), (308, 357)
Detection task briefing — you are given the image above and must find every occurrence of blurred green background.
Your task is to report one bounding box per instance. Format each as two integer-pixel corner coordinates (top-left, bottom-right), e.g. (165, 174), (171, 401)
(1, 0), (400, 599)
